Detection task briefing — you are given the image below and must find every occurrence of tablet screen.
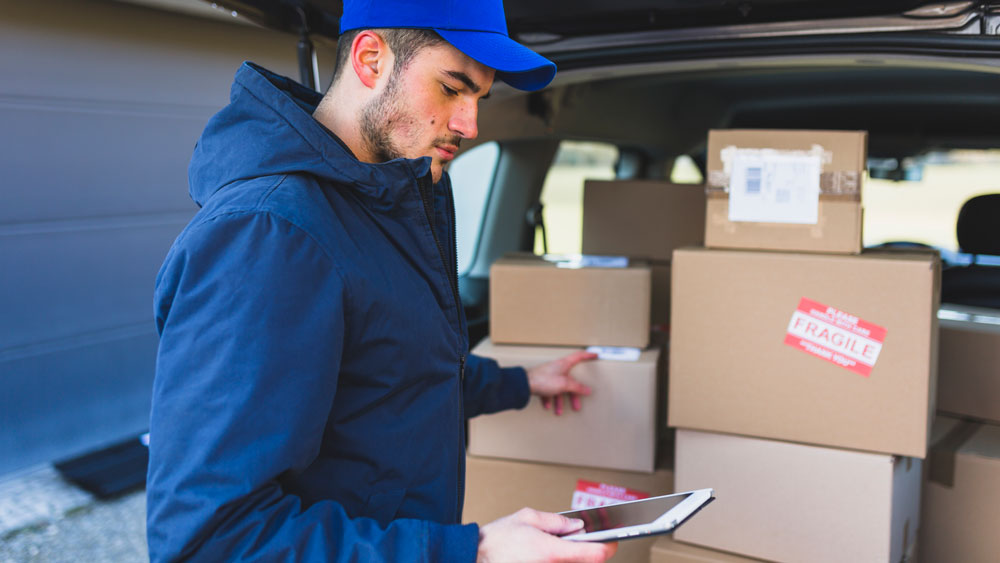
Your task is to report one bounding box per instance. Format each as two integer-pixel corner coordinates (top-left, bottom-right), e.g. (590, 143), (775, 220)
(562, 492), (690, 533)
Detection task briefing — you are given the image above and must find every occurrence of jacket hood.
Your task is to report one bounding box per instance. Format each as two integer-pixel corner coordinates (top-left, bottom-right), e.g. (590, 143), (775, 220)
(188, 62), (433, 208)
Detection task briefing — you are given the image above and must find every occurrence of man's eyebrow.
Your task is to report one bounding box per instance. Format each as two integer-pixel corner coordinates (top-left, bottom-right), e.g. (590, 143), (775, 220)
(443, 70), (491, 98)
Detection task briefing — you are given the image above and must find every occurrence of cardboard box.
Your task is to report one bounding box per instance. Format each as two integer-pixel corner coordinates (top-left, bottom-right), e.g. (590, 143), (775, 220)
(937, 305), (1000, 424)
(650, 263), (671, 328)
(464, 448), (674, 563)
(582, 180), (706, 262)
(669, 247), (939, 458)
(705, 197), (863, 254)
(920, 416), (1000, 563)
(490, 254), (651, 348)
(581, 180), (704, 327)
(468, 338), (663, 472)
(650, 536), (764, 563)
(674, 429), (921, 563)
(705, 129), (866, 254)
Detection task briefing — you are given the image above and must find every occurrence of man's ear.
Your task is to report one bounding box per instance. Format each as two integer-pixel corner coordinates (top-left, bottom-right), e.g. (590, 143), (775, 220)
(351, 30), (390, 89)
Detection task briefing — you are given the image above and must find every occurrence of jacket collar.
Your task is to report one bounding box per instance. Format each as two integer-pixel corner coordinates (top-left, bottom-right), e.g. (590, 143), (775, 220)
(189, 62), (437, 209)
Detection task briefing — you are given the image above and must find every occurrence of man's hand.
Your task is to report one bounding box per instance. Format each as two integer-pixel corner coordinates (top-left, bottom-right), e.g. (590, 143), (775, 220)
(526, 351), (598, 415)
(477, 508), (617, 563)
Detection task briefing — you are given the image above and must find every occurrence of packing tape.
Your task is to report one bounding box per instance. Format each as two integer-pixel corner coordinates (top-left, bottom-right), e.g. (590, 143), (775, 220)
(927, 419), (981, 487)
(706, 170), (862, 197)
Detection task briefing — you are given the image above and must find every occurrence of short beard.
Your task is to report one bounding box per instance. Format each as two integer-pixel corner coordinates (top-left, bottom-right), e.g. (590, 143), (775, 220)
(360, 69), (405, 163)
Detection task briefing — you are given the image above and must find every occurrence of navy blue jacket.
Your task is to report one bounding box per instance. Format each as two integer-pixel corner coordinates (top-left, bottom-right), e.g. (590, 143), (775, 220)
(146, 62), (530, 562)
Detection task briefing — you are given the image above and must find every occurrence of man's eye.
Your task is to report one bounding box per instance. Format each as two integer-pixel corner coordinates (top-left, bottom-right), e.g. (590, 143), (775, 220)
(442, 84), (459, 96)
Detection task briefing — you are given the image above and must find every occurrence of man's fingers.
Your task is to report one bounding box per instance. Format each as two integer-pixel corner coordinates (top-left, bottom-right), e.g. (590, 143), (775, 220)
(571, 394), (582, 411)
(564, 540), (618, 563)
(598, 541), (619, 561)
(541, 397), (551, 410)
(563, 378), (592, 396)
(553, 394), (563, 416)
(560, 351), (599, 371)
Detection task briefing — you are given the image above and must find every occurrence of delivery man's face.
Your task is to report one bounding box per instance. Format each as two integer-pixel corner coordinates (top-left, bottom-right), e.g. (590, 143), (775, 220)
(360, 40), (495, 183)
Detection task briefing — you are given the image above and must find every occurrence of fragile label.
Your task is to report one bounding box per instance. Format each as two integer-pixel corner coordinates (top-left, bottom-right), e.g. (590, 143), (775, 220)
(585, 346), (641, 361)
(571, 480), (650, 510)
(728, 148), (821, 224)
(784, 298), (887, 377)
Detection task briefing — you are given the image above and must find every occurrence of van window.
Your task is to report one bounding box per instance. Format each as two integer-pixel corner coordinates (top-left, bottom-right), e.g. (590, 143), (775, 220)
(864, 149), (1000, 254)
(449, 141), (500, 275)
(534, 141), (619, 254)
(670, 154), (704, 184)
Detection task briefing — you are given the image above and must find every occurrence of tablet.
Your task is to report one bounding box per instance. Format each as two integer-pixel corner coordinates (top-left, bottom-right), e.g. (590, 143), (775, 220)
(559, 488), (715, 542)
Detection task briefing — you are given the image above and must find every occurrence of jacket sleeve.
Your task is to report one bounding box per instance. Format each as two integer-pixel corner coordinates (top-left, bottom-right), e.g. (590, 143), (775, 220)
(147, 208), (478, 562)
(462, 353), (530, 418)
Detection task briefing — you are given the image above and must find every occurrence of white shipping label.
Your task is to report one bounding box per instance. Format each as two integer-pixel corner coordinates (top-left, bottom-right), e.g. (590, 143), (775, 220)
(585, 346), (641, 361)
(548, 254), (629, 269)
(728, 149), (821, 224)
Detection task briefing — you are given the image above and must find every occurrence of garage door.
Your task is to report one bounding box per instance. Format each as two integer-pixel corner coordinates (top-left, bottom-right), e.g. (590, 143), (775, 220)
(0, 0), (336, 475)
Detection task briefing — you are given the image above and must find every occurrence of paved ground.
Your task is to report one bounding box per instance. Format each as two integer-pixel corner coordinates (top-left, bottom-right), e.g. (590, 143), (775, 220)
(0, 465), (147, 563)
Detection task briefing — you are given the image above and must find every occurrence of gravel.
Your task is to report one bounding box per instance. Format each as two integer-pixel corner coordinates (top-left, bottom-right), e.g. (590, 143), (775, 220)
(0, 466), (147, 563)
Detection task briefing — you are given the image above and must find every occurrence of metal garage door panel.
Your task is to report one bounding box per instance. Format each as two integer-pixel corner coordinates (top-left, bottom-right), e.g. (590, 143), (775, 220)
(2, 223), (187, 350)
(0, 0), (337, 475)
(0, 332), (158, 475)
(1, 105), (205, 223)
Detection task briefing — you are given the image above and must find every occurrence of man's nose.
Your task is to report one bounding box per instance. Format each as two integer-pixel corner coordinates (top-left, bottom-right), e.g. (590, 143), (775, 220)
(449, 101), (479, 140)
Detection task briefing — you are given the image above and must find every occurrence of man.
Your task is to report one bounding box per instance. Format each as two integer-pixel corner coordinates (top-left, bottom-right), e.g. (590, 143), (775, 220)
(146, 0), (618, 561)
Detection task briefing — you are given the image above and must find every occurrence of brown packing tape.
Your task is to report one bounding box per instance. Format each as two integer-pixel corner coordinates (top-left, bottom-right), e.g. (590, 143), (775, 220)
(706, 170), (862, 199)
(927, 419), (981, 487)
(706, 190), (859, 203)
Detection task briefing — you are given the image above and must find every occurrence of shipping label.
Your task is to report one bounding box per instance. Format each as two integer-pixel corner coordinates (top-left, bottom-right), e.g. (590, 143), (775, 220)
(545, 254), (629, 269)
(585, 346), (641, 361)
(727, 147), (822, 224)
(784, 297), (887, 377)
(570, 480), (650, 510)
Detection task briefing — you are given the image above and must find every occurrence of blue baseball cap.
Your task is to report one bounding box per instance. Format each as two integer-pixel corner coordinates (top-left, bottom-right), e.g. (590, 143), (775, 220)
(339, 0), (557, 91)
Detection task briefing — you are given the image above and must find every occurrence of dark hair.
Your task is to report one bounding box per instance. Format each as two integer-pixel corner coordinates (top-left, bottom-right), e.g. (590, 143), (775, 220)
(329, 28), (446, 90)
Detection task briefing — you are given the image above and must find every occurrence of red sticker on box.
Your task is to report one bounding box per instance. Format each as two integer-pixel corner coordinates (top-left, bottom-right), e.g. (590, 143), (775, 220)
(570, 480), (650, 510)
(784, 297), (887, 377)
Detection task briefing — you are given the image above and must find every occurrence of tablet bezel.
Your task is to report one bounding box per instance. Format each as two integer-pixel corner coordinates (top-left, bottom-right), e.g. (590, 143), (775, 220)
(559, 488), (715, 543)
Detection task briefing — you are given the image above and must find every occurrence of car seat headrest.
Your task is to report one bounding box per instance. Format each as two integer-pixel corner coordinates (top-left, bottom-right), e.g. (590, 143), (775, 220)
(957, 194), (1000, 256)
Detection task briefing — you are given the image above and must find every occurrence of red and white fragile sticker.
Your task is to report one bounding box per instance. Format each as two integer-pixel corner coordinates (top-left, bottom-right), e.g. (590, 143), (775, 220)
(570, 480), (650, 510)
(784, 297), (887, 377)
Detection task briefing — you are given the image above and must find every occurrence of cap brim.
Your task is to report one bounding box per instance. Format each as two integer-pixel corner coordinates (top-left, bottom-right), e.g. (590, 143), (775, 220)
(435, 29), (556, 91)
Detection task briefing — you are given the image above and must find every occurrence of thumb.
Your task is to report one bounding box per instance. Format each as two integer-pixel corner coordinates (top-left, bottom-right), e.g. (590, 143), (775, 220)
(527, 510), (586, 536)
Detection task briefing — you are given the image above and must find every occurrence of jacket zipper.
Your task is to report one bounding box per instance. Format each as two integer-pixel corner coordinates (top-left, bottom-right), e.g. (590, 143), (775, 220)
(416, 175), (468, 523)
(416, 177), (464, 347)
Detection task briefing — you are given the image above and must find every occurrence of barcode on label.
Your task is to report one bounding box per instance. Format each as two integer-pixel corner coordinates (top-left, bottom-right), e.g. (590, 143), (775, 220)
(745, 166), (762, 194)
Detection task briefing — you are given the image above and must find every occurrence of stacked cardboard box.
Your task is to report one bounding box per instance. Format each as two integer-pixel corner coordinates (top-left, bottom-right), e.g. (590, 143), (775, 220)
(666, 130), (938, 562)
(489, 253), (652, 348)
(920, 416), (1000, 562)
(470, 248), (670, 562)
(674, 428), (921, 563)
(482, 251), (661, 471)
(936, 305), (1000, 424)
(463, 444), (675, 563)
(581, 179), (706, 327)
(919, 306), (1000, 561)
(704, 129), (865, 254)
(468, 338), (663, 472)
(650, 536), (764, 562)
